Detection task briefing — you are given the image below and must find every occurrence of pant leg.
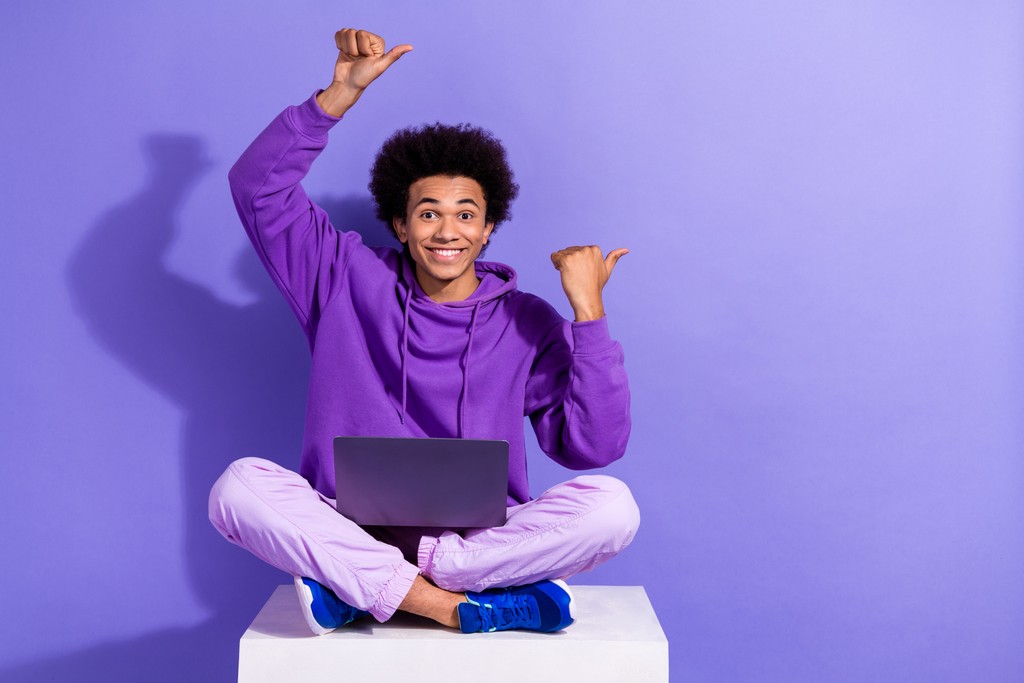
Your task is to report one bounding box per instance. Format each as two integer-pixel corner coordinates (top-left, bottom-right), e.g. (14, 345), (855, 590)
(208, 457), (419, 622)
(417, 474), (640, 592)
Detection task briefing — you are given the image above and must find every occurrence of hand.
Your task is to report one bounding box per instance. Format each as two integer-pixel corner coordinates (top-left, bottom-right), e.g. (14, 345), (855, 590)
(316, 28), (413, 117)
(550, 246), (628, 322)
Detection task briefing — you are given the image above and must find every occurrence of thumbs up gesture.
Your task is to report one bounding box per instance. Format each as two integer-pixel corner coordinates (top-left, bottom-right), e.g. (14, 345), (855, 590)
(550, 246), (629, 322)
(316, 28), (413, 117)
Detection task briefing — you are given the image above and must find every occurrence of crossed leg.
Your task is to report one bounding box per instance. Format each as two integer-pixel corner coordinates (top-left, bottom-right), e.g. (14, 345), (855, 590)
(209, 457), (640, 626)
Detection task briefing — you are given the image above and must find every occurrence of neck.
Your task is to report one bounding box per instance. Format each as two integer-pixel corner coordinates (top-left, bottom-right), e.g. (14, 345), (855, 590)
(415, 268), (480, 303)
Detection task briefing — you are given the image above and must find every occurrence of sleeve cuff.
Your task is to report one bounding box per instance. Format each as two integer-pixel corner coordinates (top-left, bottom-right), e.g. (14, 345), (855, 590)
(289, 90), (343, 139)
(570, 316), (616, 355)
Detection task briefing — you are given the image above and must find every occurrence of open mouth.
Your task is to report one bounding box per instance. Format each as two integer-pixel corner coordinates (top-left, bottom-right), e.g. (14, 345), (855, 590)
(426, 247), (466, 261)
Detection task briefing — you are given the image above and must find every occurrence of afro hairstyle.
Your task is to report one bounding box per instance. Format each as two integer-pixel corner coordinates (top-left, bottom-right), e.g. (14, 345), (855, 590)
(368, 122), (519, 242)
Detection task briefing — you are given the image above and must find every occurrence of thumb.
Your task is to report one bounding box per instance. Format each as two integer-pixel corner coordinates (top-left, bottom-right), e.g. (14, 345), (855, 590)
(604, 248), (629, 276)
(380, 44), (414, 69)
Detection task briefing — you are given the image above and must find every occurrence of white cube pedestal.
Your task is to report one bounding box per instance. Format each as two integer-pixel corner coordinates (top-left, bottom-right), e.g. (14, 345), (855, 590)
(239, 584), (668, 682)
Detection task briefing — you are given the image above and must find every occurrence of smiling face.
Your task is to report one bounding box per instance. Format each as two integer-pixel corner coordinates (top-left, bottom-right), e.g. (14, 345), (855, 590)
(393, 175), (495, 303)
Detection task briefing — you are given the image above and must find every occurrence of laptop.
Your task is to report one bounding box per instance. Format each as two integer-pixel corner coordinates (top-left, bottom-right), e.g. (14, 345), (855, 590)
(333, 436), (509, 528)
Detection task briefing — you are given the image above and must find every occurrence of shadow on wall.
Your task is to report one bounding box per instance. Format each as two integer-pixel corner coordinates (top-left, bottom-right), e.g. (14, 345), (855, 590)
(3, 134), (393, 683)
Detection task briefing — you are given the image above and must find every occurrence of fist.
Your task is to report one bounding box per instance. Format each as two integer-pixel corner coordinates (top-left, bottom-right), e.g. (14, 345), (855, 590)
(550, 246), (628, 322)
(330, 28), (413, 92)
(316, 29), (413, 116)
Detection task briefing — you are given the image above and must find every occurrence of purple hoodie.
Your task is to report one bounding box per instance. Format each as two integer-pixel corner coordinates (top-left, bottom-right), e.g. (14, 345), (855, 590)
(228, 92), (630, 505)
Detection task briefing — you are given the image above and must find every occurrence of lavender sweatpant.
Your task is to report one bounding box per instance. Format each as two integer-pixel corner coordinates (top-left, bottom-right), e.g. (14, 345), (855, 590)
(208, 457), (640, 622)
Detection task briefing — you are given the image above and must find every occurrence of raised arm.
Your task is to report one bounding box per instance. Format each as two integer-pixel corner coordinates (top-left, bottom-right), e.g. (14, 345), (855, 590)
(525, 245), (632, 468)
(227, 29), (412, 335)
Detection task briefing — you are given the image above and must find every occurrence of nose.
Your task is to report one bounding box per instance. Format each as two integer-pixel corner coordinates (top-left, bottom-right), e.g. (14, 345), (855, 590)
(433, 216), (459, 241)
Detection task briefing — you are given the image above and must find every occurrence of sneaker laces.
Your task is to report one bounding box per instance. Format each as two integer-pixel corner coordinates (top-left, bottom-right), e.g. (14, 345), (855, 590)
(477, 593), (537, 631)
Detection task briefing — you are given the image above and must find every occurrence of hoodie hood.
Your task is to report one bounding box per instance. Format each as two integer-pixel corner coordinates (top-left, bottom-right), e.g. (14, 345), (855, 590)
(396, 255), (518, 436)
(401, 254), (518, 306)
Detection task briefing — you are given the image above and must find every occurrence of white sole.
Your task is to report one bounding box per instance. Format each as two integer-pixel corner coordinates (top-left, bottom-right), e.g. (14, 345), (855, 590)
(293, 576), (333, 636)
(549, 578), (577, 622)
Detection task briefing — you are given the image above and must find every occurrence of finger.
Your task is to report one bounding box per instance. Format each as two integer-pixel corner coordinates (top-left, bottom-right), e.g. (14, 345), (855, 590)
(604, 248), (629, 275)
(550, 252), (563, 270)
(334, 28), (347, 51)
(343, 28), (359, 56)
(366, 31), (388, 56)
(381, 43), (414, 68)
(355, 30), (375, 56)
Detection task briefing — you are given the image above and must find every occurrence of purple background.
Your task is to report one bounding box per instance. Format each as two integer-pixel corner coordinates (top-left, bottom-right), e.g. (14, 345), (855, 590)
(3, 2), (1022, 681)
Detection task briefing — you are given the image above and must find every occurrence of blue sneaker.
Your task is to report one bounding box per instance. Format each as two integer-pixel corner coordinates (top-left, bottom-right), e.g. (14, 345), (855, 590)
(458, 579), (576, 633)
(293, 576), (369, 635)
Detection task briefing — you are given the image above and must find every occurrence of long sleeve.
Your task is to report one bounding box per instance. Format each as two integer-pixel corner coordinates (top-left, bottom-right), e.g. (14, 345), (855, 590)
(227, 91), (363, 337)
(525, 315), (632, 469)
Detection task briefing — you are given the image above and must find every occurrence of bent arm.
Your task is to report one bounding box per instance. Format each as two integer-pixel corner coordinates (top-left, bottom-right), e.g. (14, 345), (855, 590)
(228, 93), (360, 335)
(228, 28), (410, 335)
(526, 316), (632, 469)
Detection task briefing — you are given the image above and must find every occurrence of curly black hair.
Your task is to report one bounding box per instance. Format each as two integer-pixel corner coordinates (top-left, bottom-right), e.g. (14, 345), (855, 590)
(368, 123), (519, 242)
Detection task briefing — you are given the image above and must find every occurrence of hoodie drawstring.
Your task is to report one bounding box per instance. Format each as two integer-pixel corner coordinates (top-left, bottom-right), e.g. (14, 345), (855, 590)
(399, 284), (412, 425)
(458, 301), (481, 438)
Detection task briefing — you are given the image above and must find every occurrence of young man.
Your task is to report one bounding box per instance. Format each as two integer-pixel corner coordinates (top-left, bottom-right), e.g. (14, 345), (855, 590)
(208, 28), (639, 635)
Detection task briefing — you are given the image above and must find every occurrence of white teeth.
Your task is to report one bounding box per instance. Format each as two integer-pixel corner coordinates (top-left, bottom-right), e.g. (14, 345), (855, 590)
(430, 249), (462, 257)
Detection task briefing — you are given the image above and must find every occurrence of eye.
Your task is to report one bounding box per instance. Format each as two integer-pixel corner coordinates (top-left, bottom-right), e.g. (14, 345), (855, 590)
(420, 211), (437, 220)
(459, 212), (473, 220)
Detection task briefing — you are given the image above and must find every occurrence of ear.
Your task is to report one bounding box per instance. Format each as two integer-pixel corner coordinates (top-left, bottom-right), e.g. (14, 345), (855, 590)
(483, 221), (495, 244)
(393, 217), (408, 243)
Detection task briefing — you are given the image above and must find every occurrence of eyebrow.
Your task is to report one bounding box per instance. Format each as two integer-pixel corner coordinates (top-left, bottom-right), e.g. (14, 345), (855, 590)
(414, 197), (481, 209)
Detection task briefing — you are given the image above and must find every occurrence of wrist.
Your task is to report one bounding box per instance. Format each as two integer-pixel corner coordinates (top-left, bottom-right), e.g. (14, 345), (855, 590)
(571, 302), (605, 322)
(316, 82), (363, 117)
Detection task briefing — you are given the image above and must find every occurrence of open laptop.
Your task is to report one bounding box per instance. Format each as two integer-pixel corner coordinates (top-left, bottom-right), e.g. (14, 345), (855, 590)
(332, 436), (509, 528)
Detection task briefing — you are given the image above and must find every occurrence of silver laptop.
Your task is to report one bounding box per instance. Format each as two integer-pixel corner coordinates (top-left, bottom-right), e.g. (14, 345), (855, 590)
(332, 436), (509, 528)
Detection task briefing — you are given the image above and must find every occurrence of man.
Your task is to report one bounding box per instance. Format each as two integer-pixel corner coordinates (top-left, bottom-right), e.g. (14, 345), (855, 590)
(209, 28), (639, 635)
